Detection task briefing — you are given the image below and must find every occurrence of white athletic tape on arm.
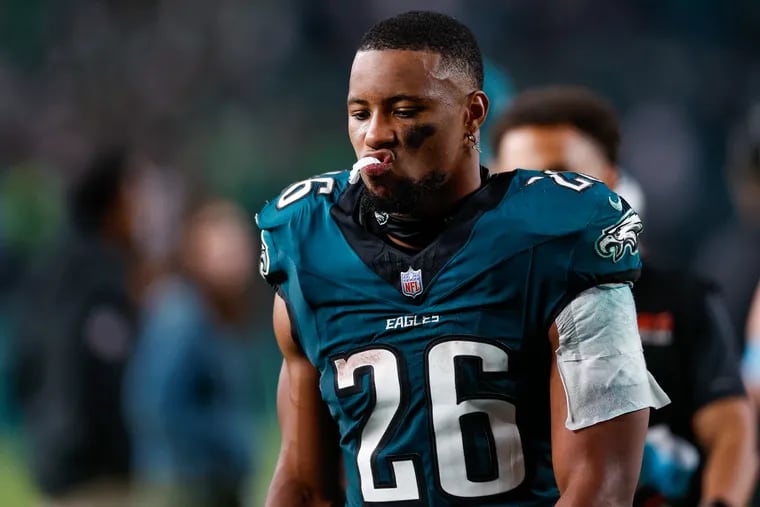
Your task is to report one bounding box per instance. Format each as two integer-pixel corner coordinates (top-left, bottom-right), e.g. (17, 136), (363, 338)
(555, 283), (670, 430)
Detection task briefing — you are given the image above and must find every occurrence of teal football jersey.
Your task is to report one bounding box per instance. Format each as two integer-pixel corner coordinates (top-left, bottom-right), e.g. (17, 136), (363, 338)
(257, 168), (642, 506)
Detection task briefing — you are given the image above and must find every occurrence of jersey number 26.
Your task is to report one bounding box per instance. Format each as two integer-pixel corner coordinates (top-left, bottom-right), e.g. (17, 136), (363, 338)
(333, 338), (525, 502)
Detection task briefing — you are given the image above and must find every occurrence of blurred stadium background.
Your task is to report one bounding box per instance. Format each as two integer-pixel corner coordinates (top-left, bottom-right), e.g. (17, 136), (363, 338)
(0, 0), (759, 505)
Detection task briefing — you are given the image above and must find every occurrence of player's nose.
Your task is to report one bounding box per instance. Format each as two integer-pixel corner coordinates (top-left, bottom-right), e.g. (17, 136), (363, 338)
(365, 114), (396, 148)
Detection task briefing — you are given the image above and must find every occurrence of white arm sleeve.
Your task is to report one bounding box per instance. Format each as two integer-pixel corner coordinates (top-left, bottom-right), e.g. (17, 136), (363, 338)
(555, 283), (670, 430)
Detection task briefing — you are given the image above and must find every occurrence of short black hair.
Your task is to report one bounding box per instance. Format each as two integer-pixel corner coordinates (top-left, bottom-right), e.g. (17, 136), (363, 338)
(491, 85), (621, 164)
(358, 11), (484, 90)
(69, 147), (130, 231)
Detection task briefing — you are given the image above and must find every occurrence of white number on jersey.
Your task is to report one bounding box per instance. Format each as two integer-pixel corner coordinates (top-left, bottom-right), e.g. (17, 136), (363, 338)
(429, 340), (524, 497)
(334, 348), (420, 502)
(333, 338), (524, 502)
(276, 176), (336, 209)
(526, 170), (598, 192)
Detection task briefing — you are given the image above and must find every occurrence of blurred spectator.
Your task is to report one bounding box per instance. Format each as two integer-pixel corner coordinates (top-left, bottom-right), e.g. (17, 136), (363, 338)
(693, 102), (760, 354)
(490, 85), (757, 507)
(617, 101), (708, 269)
(11, 148), (139, 506)
(124, 199), (259, 507)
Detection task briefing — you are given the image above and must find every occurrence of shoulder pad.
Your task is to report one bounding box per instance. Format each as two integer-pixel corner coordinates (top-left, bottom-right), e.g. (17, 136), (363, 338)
(256, 170), (352, 230)
(255, 169), (352, 287)
(512, 168), (610, 207)
(505, 169), (621, 237)
(507, 168), (642, 281)
(569, 179), (643, 287)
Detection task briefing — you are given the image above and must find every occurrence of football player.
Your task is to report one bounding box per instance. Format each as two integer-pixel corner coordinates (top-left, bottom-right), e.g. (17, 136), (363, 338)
(259, 12), (668, 506)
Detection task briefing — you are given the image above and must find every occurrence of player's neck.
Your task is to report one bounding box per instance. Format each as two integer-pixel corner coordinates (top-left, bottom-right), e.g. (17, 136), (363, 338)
(448, 160), (486, 207)
(363, 166), (489, 252)
(417, 160), (484, 218)
(382, 212), (444, 252)
(385, 234), (419, 252)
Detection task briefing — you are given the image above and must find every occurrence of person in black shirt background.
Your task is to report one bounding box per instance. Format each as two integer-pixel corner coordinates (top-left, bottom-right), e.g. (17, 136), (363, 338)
(12, 148), (139, 506)
(490, 85), (757, 507)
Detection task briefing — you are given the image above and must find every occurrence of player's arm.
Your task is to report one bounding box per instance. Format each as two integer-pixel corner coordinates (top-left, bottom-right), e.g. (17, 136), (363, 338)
(692, 397), (756, 506)
(549, 284), (669, 506)
(550, 324), (649, 506)
(686, 284), (758, 506)
(743, 281), (760, 408)
(265, 293), (344, 507)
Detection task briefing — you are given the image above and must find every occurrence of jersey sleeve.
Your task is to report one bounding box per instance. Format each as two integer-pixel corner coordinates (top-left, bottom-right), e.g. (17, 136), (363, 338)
(257, 225), (285, 289)
(255, 172), (344, 289)
(568, 190), (643, 292)
(256, 203), (285, 290)
(548, 185), (668, 430)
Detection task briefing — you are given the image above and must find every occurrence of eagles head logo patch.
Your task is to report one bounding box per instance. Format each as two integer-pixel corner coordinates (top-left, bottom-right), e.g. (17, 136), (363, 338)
(594, 209), (643, 263)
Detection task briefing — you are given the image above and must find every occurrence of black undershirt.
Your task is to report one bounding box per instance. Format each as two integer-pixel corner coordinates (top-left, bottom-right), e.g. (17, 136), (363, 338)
(358, 167), (491, 252)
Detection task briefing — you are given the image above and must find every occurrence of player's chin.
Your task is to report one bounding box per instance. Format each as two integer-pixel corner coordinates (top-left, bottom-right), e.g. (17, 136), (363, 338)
(362, 172), (398, 196)
(364, 182), (393, 200)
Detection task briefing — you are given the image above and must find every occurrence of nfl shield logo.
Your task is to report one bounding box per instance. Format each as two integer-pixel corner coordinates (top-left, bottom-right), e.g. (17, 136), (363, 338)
(400, 266), (423, 298)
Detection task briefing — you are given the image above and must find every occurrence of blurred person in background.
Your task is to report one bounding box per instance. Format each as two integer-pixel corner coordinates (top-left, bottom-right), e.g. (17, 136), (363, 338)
(693, 103), (760, 355)
(124, 198), (258, 507)
(11, 148), (139, 507)
(491, 85), (757, 507)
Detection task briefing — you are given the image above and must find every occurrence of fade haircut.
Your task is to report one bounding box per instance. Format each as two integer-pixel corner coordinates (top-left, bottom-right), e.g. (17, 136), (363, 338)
(491, 85), (621, 164)
(358, 11), (484, 90)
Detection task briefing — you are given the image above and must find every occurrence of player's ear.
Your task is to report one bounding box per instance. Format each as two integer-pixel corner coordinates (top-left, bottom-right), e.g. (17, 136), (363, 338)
(465, 90), (489, 132)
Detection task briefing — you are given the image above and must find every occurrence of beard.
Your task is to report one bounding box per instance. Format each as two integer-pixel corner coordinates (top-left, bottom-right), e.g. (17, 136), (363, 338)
(360, 170), (447, 217)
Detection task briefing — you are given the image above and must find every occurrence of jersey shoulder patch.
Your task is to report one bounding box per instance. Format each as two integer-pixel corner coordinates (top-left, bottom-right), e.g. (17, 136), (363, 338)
(565, 175), (643, 286)
(593, 207), (643, 263)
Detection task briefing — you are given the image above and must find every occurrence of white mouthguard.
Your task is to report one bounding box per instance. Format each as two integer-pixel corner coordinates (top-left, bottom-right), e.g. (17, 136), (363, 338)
(352, 157), (381, 172)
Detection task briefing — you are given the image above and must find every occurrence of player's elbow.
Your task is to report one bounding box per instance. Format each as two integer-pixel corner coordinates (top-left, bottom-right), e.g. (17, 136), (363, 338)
(558, 465), (640, 507)
(697, 396), (756, 457)
(593, 469), (641, 507)
(266, 459), (344, 507)
(698, 397), (759, 502)
(265, 477), (341, 507)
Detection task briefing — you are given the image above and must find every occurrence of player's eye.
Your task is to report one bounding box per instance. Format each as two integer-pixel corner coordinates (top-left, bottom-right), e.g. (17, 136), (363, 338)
(394, 108), (421, 119)
(350, 110), (370, 121)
